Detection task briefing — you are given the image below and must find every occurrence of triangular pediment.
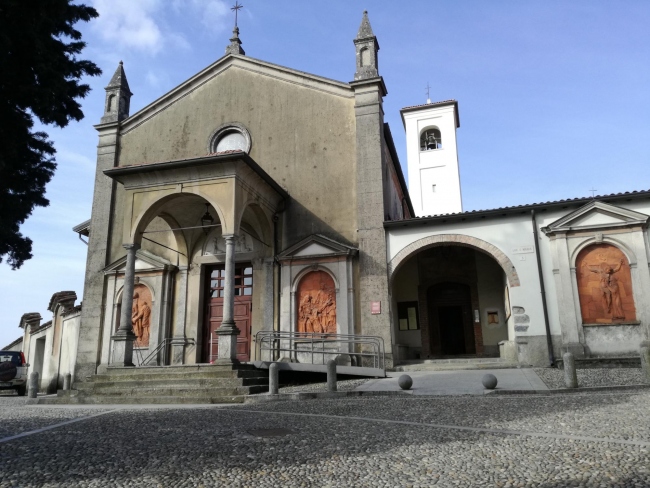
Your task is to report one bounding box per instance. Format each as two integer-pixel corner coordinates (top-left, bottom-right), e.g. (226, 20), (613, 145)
(278, 234), (357, 261)
(119, 55), (353, 133)
(104, 249), (174, 274)
(543, 201), (649, 234)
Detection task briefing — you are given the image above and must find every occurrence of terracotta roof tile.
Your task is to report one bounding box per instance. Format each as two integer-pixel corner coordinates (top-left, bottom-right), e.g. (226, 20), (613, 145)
(401, 99), (457, 111)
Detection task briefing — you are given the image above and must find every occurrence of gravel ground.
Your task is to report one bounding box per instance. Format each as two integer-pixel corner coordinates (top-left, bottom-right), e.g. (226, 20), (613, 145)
(279, 378), (369, 393)
(534, 367), (648, 389)
(0, 393), (649, 487)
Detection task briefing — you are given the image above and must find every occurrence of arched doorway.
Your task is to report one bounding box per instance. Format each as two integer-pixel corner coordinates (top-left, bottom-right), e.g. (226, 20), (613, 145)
(428, 283), (474, 355)
(390, 240), (513, 362)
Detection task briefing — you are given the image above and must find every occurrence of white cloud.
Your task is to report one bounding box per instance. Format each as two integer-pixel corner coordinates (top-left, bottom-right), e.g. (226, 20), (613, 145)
(92, 0), (164, 54)
(194, 0), (231, 32)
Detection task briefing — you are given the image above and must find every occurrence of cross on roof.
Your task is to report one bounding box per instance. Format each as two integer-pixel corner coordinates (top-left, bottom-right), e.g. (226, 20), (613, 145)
(425, 82), (431, 101)
(231, 1), (243, 27)
(589, 188), (598, 198)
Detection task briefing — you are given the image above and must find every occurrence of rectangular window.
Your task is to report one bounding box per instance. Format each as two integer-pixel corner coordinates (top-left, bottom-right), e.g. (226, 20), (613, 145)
(397, 302), (419, 330)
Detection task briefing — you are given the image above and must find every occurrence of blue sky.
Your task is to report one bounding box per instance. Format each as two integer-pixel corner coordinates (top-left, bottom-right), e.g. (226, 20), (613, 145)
(2, 0), (650, 346)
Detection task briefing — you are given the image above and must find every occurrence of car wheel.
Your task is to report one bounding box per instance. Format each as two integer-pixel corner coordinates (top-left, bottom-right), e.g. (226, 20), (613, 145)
(0, 361), (17, 382)
(16, 384), (26, 396)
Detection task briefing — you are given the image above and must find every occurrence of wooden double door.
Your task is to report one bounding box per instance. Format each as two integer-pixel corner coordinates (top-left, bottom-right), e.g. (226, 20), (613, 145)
(203, 264), (253, 362)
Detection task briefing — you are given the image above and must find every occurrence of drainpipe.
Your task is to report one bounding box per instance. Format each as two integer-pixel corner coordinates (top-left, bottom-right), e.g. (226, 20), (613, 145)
(273, 213), (280, 361)
(531, 209), (555, 366)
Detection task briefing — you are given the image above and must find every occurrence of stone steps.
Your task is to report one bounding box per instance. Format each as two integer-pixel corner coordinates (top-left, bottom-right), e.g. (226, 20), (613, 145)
(39, 394), (246, 405)
(73, 385), (267, 397)
(35, 362), (269, 405)
(76, 377), (268, 390)
(91, 369), (264, 382)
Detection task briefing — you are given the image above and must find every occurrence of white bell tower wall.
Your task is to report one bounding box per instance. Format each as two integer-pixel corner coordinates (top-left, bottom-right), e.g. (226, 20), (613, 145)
(402, 101), (462, 217)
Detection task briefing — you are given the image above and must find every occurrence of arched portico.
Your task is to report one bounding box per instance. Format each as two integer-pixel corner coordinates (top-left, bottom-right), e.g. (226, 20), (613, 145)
(388, 234), (520, 288)
(389, 234), (516, 363)
(103, 152), (288, 366)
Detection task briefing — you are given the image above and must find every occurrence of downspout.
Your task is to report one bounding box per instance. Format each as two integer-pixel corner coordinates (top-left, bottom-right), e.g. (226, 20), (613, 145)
(273, 212), (280, 361)
(531, 209), (555, 366)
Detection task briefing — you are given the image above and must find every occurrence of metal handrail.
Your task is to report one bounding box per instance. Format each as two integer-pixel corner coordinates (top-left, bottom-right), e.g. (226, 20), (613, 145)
(137, 337), (196, 366)
(254, 330), (386, 370)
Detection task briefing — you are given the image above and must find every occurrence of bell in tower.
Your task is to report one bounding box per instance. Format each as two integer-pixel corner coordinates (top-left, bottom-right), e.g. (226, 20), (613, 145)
(100, 61), (133, 124)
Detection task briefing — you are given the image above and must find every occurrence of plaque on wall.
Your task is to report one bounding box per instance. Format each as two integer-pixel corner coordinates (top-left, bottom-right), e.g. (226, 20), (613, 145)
(576, 244), (636, 324)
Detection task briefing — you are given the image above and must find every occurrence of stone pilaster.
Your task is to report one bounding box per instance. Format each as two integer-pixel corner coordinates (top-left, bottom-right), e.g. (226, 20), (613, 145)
(74, 121), (120, 381)
(216, 235), (240, 362)
(111, 243), (139, 367)
(351, 77), (392, 367)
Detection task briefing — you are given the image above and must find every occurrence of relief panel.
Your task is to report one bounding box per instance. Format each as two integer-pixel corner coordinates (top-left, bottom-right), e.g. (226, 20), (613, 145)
(576, 244), (636, 324)
(132, 284), (152, 347)
(297, 271), (337, 334)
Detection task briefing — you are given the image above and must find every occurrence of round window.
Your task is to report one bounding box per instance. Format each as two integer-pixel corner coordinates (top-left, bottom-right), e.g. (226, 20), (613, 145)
(209, 123), (251, 154)
(216, 131), (247, 152)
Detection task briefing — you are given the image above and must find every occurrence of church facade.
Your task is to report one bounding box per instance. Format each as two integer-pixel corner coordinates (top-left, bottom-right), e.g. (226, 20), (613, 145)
(7, 12), (650, 391)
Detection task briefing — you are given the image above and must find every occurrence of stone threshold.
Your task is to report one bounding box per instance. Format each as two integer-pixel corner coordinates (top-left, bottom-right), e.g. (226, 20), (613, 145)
(487, 383), (650, 395)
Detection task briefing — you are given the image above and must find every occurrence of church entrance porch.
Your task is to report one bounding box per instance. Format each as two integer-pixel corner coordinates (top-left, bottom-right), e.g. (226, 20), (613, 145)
(390, 241), (513, 364)
(203, 264), (253, 363)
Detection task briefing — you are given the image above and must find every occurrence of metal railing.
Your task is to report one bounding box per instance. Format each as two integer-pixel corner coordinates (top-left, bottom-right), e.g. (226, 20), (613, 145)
(135, 338), (196, 367)
(254, 330), (386, 370)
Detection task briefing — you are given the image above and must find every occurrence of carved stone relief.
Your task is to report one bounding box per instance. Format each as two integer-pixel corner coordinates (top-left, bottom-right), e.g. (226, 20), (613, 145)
(297, 271), (337, 334)
(132, 284), (152, 347)
(203, 227), (257, 256)
(576, 244), (636, 324)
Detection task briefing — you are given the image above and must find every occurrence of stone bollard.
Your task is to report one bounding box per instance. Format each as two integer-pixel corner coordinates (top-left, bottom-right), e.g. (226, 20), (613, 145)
(269, 363), (279, 395)
(640, 345), (650, 383)
(28, 372), (39, 399)
(563, 352), (578, 389)
(63, 373), (72, 391)
(326, 360), (337, 392)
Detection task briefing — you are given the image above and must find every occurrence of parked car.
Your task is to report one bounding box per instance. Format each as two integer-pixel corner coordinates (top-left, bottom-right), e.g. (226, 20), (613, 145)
(0, 351), (28, 396)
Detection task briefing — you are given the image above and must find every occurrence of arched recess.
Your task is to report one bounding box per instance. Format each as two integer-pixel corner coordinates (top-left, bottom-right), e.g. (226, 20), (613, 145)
(292, 265), (340, 293)
(293, 267), (339, 335)
(388, 234), (520, 288)
(114, 280), (155, 345)
(236, 200), (274, 251)
(130, 192), (227, 251)
(420, 126), (442, 151)
(570, 236), (637, 267)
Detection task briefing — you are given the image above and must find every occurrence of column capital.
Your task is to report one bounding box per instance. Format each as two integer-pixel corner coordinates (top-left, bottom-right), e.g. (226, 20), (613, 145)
(222, 234), (238, 241)
(123, 243), (141, 251)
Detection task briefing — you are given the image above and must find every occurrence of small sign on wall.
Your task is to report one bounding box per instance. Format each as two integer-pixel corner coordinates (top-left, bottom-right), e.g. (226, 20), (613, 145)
(371, 301), (381, 314)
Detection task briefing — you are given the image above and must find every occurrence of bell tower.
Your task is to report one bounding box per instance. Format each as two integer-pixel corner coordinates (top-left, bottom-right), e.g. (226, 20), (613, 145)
(354, 11), (379, 80)
(402, 100), (463, 217)
(100, 61), (132, 124)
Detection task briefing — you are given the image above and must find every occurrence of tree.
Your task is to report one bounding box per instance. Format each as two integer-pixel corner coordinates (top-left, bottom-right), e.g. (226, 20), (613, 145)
(0, 0), (101, 269)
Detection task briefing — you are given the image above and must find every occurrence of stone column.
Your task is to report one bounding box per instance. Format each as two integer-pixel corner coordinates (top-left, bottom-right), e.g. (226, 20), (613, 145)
(171, 266), (189, 365)
(112, 243), (139, 367)
(216, 235), (240, 363)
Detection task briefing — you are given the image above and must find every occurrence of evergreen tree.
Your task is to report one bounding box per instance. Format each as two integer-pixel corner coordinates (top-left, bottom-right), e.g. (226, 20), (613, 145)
(0, 0), (101, 269)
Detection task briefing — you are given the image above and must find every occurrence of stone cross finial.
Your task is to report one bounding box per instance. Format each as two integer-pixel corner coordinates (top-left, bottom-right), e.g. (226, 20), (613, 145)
(225, 26), (246, 55)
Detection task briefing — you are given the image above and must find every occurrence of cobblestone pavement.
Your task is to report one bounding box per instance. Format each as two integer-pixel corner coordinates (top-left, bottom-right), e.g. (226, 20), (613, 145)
(0, 392), (649, 487)
(534, 368), (647, 389)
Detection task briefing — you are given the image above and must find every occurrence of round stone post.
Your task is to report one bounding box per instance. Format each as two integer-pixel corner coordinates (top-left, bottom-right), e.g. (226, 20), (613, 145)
(269, 363), (279, 395)
(640, 343), (650, 382)
(216, 235), (240, 363)
(28, 372), (39, 398)
(327, 359), (337, 392)
(112, 243), (139, 367)
(63, 373), (72, 391)
(563, 352), (578, 389)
